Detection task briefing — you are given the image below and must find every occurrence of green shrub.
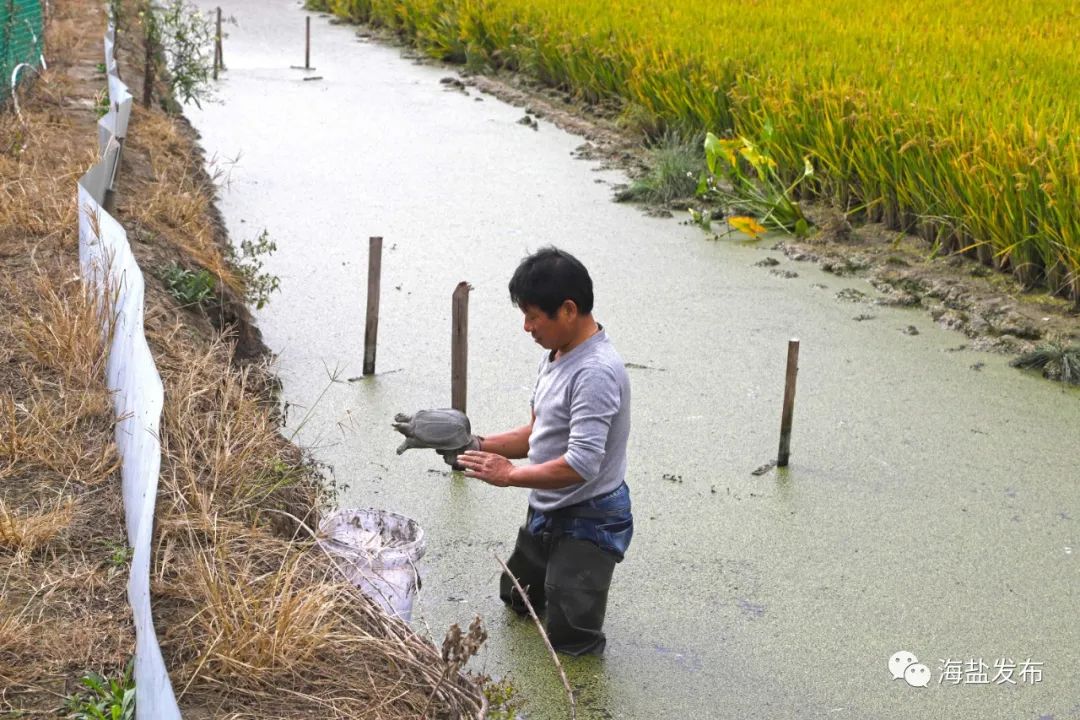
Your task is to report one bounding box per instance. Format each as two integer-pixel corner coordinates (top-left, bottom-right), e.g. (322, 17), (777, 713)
(63, 659), (135, 720)
(231, 230), (281, 310)
(162, 264), (216, 307)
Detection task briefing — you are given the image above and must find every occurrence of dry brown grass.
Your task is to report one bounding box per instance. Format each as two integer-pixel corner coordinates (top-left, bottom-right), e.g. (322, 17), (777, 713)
(149, 340), (482, 718)
(0, 265), (119, 487)
(0, 259), (119, 499)
(0, 259), (126, 715)
(0, 2), (144, 715)
(0, 1), (484, 717)
(0, 143), (89, 239)
(158, 539), (483, 718)
(158, 340), (311, 523)
(0, 385), (118, 486)
(44, 0), (101, 64)
(182, 545), (344, 685)
(0, 497), (76, 552)
(6, 265), (114, 389)
(0, 39), (90, 277)
(121, 104), (243, 292)
(0, 600), (43, 704)
(0, 546), (132, 713)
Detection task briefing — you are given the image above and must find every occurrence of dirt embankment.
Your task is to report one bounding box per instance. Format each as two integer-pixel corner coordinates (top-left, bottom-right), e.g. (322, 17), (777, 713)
(1, 2), (483, 717)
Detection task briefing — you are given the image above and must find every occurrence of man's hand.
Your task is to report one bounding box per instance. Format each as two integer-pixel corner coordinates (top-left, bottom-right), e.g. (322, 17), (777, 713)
(456, 450), (515, 487)
(436, 437), (480, 469)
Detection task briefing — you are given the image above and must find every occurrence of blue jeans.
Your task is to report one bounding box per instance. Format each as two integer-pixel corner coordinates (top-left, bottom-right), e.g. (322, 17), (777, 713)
(526, 482), (634, 561)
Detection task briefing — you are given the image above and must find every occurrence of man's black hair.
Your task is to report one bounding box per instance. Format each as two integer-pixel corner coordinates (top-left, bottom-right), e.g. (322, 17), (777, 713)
(508, 246), (594, 318)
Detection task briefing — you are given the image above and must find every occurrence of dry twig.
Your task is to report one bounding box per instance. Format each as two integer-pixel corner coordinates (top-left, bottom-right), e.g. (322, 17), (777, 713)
(495, 554), (576, 720)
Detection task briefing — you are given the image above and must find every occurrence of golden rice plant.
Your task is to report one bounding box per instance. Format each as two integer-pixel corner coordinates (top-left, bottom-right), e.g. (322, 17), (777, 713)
(311, 0), (1080, 301)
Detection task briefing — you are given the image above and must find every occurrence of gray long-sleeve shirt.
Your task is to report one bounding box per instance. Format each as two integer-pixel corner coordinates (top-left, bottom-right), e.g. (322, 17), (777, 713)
(527, 326), (631, 512)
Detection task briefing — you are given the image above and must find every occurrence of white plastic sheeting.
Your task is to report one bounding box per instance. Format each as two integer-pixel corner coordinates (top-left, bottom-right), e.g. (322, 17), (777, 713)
(75, 21), (183, 720)
(97, 72), (131, 157)
(318, 509), (427, 621)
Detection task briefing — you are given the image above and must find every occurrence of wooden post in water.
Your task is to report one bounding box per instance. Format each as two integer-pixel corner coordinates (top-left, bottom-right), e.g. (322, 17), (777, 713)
(363, 236), (383, 376)
(305, 16), (311, 70)
(213, 7), (223, 79)
(451, 282), (471, 413)
(777, 339), (800, 467)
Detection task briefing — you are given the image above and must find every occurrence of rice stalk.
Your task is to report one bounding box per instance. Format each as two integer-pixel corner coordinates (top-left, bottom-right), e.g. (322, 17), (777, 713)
(311, 0), (1080, 301)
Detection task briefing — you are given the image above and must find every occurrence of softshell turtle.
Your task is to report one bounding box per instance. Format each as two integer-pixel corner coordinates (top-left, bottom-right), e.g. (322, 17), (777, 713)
(392, 408), (472, 455)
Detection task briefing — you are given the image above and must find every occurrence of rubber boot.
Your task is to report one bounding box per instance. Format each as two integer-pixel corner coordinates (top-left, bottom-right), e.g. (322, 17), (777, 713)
(500, 525), (548, 615)
(543, 537), (617, 656)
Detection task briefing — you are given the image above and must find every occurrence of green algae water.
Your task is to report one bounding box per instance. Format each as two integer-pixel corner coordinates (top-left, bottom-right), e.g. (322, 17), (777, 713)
(186, 3), (1080, 717)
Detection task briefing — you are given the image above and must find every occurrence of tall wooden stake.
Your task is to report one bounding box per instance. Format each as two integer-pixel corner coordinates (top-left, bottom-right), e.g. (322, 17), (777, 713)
(213, 7), (222, 79)
(777, 339), (800, 467)
(451, 282), (471, 413)
(363, 237), (383, 376)
(304, 16), (311, 70)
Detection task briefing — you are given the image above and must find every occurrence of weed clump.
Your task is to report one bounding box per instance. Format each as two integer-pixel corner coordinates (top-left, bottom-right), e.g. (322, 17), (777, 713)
(162, 263), (216, 307)
(615, 131), (704, 205)
(63, 660), (135, 720)
(1010, 342), (1080, 385)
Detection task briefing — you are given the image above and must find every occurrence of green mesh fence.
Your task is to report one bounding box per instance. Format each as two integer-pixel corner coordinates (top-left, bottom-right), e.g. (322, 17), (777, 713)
(1, 0), (45, 103)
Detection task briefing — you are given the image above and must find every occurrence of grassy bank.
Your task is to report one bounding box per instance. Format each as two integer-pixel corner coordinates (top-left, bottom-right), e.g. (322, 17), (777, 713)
(1, 1), (482, 716)
(310, 0), (1080, 302)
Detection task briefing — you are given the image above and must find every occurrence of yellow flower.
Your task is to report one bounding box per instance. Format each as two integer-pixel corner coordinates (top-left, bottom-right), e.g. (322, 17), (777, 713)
(729, 216), (767, 239)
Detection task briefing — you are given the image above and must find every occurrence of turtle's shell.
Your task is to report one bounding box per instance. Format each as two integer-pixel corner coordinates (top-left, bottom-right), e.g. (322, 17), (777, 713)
(411, 408), (472, 450)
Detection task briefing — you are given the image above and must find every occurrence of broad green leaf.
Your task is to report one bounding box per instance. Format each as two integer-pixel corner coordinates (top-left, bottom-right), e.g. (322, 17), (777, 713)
(703, 132), (721, 175)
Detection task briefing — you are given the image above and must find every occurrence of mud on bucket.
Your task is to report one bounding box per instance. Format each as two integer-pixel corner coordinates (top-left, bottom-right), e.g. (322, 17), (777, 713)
(317, 508), (426, 621)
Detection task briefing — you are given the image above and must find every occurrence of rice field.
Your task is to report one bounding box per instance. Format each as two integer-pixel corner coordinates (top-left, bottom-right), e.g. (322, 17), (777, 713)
(310, 0), (1080, 301)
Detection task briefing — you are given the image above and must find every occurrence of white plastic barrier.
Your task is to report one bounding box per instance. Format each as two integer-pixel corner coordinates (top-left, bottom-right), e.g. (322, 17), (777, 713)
(104, 35), (117, 77)
(74, 20), (183, 720)
(98, 73), (131, 157)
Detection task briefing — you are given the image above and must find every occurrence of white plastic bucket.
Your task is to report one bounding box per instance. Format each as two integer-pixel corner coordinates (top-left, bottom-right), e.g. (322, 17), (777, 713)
(317, 508), (426, 621)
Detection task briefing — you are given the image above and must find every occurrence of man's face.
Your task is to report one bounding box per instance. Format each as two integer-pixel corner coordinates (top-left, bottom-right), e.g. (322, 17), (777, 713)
(521, 303), (572, 350)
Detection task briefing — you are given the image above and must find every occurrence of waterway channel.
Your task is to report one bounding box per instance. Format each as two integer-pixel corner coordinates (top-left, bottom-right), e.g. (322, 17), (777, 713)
(186, 3), (1080, 717)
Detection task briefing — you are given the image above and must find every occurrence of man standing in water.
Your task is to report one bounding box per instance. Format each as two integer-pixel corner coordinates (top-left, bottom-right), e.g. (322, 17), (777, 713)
(399, 246), (633, 655)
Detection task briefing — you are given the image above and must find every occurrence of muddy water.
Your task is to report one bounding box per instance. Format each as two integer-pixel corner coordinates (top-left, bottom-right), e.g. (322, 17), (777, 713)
(186, 2), (1080, 717)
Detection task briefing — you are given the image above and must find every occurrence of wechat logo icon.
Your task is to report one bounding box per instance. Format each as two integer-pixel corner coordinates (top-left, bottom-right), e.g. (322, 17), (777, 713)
(890, 650), (931, 688)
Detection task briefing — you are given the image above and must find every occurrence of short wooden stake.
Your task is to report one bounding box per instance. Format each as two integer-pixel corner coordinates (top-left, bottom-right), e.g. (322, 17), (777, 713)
(305, 16), (311, 70)
(451, 282), (471, 413)
(363, 236), (383, 376)
(777, 339), (800, 467)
